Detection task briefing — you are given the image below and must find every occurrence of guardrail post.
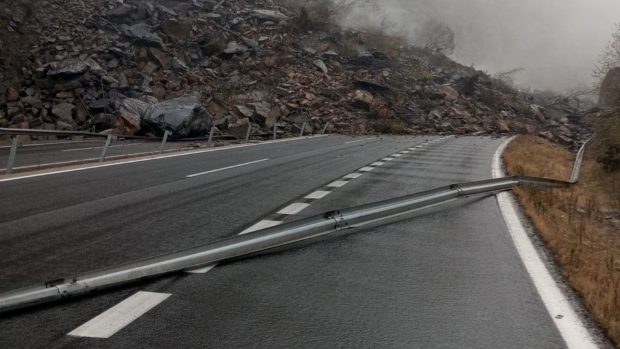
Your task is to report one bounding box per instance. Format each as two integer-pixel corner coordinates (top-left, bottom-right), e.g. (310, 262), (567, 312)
(322, 122), (329, 134)
(5, 136), (19, 175)
(273, 123), (277, 140)
(244, 124), (252, 143)
(159, 130), (170, 154)
(208, 127), (216, 145)
(99, 135), (113, 163)
(299, 122), (306, 137)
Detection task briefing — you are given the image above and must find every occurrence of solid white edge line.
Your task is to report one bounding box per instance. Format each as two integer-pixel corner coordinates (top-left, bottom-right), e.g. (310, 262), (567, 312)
(305, 190), (331, 199)
(186, 159), (269, 178)
(0, 135), (327, 183)
(344, 172), (362, 179)
(68, 291), (171, 338)
(344, 137), (375, 144)
(277, 202), (311, 215)
(492, 137), (598, 349)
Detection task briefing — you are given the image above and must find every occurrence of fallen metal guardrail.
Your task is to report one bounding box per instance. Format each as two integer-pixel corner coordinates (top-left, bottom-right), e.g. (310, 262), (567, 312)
(0, 135), (591, 313)
(0, 176), (567, 313)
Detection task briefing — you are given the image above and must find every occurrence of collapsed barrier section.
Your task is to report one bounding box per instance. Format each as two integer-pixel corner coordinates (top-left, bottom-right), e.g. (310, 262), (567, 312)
(0, 136), (592, 313)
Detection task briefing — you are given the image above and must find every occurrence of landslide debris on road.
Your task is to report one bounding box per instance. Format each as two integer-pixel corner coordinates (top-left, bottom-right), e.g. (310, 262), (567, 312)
(0, 0), (587, 144)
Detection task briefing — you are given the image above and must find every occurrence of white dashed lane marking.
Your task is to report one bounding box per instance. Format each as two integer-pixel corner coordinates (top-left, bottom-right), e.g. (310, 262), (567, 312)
(68, 291), (171, 338)
(185, 264), (217, 274)
(359, 167), (374, 172)
(186, 159), (269, 178)
(278, 203), (311, 215)
(328, 180), (349, 188)
(305, 190), (331, 199)
(344, 173), (363, 179)
(392, 154), (402, 157)
(240, 219), (283, 234)
(383, 157), (394, 161)
(371, 162), (385, 166)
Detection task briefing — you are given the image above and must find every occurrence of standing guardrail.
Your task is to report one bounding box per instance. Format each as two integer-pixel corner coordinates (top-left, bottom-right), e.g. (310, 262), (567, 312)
(0, 134), (592, 313)
(0, 128), (241, 174)
(1, 123), (331, 174)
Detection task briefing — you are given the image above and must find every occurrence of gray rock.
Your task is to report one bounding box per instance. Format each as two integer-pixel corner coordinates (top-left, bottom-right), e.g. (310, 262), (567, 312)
(251, 9), (288, 21)
(352, 90), (373, 109)
(241, 36), (259, 50)
(52, 102), (75, 123)
(106, 5), (134, 21)
(313, 59), (328, 74)
(161, 19), (193, 43)
(6, 87), (19, 102)
(47, 60), (89, 78)
(122, 23), (164, 47)
(21, 96), (43, 108)
(235, 105), (254, 117)
(223, 41), (248, 56)
(172, 57), (189, 72)
(120, 94), (212, 137)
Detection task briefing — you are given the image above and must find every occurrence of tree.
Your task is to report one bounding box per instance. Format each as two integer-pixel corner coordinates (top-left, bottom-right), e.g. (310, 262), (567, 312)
(594, 23), (620, 91)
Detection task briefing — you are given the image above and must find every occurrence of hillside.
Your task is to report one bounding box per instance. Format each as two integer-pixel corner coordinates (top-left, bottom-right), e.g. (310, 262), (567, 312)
(0, 0), (588, 144)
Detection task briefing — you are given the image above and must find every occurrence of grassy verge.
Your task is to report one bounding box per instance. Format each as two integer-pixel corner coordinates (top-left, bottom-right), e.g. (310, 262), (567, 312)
(503, 122), (620, 346)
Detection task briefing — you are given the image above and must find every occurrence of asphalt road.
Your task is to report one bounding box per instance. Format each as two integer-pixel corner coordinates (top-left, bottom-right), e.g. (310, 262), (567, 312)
(0, 135), (570, 348)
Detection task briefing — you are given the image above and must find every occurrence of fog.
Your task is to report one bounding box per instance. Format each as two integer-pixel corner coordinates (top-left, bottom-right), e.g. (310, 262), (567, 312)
(345, 0), (620, 92)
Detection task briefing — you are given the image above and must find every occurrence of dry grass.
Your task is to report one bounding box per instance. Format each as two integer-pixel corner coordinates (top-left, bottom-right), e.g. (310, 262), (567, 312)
(504, 134), (620, 346)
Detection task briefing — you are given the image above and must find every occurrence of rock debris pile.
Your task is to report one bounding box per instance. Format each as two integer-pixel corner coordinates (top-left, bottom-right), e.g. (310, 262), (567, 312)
(0, 0), (586, 144)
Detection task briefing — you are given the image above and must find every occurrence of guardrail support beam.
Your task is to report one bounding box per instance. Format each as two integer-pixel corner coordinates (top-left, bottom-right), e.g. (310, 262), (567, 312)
(299, 122), (306, 137)
(244, 124), (252, 143)
(99, 135), (113, 163)
(159, 130), (170, 154)
(207, 127), (216, 145)
(322, 122), (329, 135)
(273, 123), (277, 140)
(5, 136), (19, 174)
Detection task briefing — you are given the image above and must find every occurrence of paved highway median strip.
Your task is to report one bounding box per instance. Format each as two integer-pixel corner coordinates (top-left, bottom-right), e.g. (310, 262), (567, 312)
(68, 291), (171, 338)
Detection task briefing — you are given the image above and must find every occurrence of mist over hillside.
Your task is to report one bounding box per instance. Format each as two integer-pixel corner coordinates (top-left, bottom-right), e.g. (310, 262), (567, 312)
(345, 0), (620, 92)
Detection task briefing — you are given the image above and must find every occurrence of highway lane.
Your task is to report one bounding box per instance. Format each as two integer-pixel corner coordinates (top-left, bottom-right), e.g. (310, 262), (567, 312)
(0, 135), (442, 348)
(57, 136), (570, 349)
(0, 135), (585, 348)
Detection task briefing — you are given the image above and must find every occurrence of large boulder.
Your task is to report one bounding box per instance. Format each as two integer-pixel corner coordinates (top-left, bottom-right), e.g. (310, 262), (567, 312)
(142, 95), (213, 137)
(118, 94), (212, 137)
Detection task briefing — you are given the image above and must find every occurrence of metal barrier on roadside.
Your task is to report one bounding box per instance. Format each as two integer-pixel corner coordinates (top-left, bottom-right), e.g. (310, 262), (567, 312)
(0, 127), (238, 174)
